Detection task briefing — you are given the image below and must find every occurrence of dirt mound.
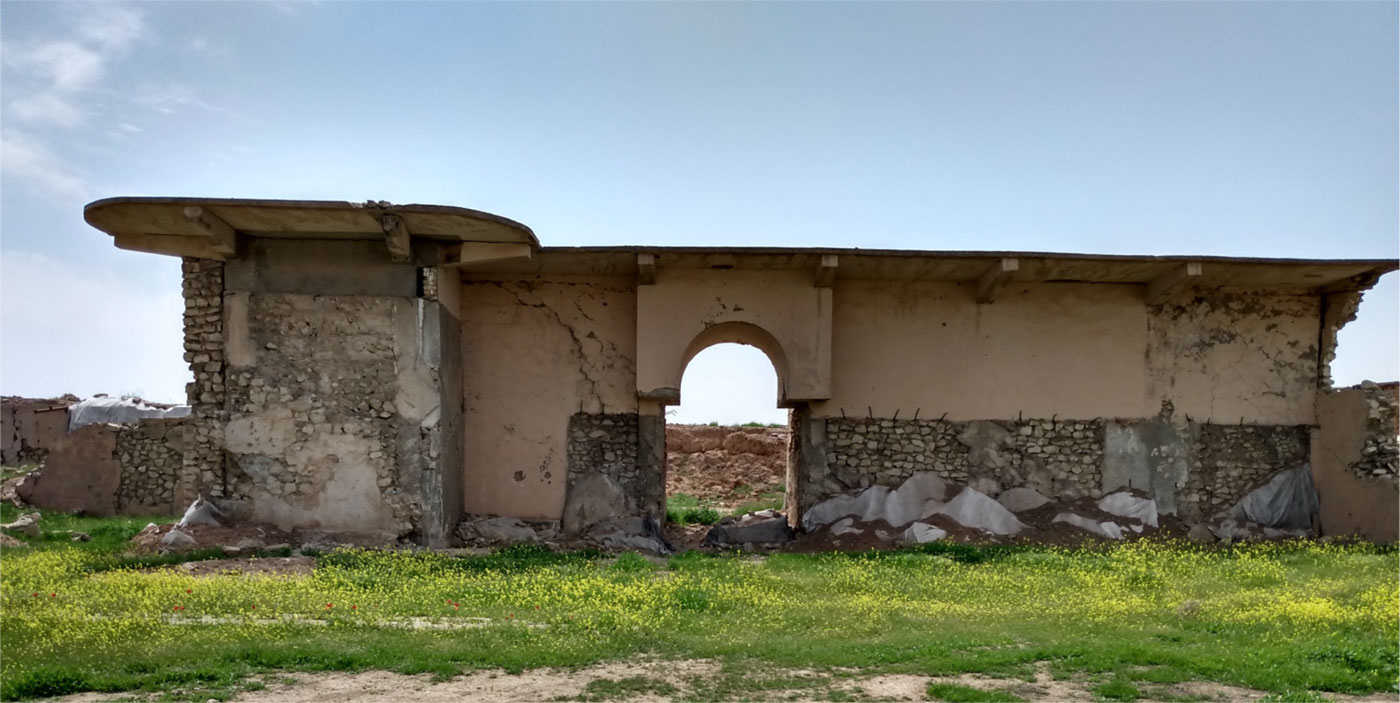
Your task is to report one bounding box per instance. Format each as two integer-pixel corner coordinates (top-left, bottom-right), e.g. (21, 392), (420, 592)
(129, 522), (295, 554)
(666, 425), (788, 510)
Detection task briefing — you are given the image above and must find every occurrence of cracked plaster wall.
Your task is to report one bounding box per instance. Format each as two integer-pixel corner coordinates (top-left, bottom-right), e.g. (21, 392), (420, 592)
(460, 276), (637, 520)
(1148, 290), (1318, 426)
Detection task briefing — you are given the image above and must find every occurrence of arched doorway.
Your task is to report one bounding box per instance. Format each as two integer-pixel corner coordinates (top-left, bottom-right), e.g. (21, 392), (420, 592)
(662, 324), (796, 544)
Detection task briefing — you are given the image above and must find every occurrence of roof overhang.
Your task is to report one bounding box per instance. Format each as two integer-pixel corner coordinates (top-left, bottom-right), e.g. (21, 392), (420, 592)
(85, 197), (538, 261)
(468, 246), (1398, 295)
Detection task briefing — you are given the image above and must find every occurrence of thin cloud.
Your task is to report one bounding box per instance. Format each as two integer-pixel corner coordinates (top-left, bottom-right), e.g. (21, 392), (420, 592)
(0, 129), (91, 201)
(1, 5), (145, 129)
(131, 84), (221, 115)
(73, 3), (147, 52)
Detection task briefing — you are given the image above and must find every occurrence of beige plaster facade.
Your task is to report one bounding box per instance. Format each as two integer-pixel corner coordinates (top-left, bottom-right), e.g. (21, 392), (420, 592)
(460, 276), (638, 519)
(83, 197), (1399, 543)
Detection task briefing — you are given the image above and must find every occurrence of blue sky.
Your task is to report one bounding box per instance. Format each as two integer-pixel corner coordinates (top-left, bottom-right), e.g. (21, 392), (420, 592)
(1, 1), (1395, 424)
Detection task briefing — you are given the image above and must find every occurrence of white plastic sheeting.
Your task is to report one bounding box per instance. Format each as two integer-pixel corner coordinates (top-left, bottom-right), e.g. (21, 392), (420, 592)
(67, 396), (190, 432)
(800, 472), (950, 531)
(1096, 492), (1159, 528)
(933, 488), (1027, 535)
(1227, 465), (1319, 529)
(1053, 512), (1125, 540)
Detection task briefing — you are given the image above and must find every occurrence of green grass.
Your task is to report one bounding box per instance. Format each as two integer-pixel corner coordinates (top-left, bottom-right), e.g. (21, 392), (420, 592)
(0, 539), (1395, 701)
(1, 462), (39, 482)
(0, 503), (177, 554)
(665, 494), (722, 525)
(926, 681), (1026, 702)
(666, 491), (785, 525)
(1092, 675), (1142, 701)
(565, 675), (679, 701)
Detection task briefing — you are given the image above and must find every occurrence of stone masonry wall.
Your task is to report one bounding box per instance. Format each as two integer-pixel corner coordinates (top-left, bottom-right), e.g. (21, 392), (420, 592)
(824, 416), (1310, 526)
(825, 417), (1103, 500)
(223, 293), (421, 537)
(180, 258), (226, 503)
(566, 413), (655, 514)
(1354, 381), (1399, 482)
(115, 417), (187, 514)
(1182, 424), (1310, 523)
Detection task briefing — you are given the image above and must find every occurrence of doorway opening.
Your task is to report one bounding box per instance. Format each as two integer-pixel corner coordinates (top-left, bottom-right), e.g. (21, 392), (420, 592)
(664, 343), (790, 543)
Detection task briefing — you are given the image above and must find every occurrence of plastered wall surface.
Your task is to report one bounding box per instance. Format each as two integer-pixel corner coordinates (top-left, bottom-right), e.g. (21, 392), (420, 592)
(818, 281), (1149, 420)
(460, 276), (638, 519)
(1312, 386), (1399, 541)
(636, 268), (831, 403)
(1148, 290), (1319, 426)
(1, 397), (75, 464)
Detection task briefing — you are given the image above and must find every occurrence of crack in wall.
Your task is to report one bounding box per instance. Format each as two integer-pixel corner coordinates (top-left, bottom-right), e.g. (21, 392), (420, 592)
(477, 281), (633, 414)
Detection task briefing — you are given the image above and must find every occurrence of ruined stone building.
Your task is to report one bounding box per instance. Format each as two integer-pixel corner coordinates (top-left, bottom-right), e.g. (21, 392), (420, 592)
(72, 197), (1398, 543)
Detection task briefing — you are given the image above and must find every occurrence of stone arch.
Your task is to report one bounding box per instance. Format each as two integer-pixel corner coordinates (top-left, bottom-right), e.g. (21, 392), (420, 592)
(677, 321), (792, 407)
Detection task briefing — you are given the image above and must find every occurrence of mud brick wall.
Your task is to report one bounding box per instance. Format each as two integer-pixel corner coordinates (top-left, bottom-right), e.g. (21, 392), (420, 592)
(115, 417), (187, 514)
(1354, 382), (1398, 482)
(824, 417), (1104, 500)
(180, 257), (226, 503)
(566, 413), (657, 514)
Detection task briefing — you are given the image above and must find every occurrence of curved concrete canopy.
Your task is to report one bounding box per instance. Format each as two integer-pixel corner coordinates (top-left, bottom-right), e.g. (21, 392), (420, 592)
(85, 197), (537, 261)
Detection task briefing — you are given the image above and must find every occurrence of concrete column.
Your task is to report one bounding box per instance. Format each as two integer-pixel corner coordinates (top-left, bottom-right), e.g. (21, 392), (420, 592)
(786, 403), (828, 529)
(636, 401), (667, 520)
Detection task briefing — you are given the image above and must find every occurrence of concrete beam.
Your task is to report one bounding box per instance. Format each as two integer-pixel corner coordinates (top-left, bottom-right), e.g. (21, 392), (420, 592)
(814, 254), (838, 287)
(637, 253), (657, 285)
(381, 214), (412, 263)
(638, 387), (679, 405)
(181, 206), (238, 258)
(413, 242), (533, 267)
(114, 232), (221, 259)
(975, 258), (1019, 304)
(1145, 262), (1202, 304)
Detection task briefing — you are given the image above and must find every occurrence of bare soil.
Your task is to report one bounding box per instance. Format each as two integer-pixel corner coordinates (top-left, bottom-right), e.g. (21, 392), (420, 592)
(665, 424), (787, 510)
(49, 660), (1397, 703)
(160, 555), (316, 577)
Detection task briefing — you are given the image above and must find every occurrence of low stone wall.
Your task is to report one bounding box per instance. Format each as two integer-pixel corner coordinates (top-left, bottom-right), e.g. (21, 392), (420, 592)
(1354, 382), (1398, 482)
(825, 417), (1104, 500)
(1185, 424), (1310, 522)
(566, 413), (652, 514)
(115, 418), (188, 514)
(820, 415), (1309, 527)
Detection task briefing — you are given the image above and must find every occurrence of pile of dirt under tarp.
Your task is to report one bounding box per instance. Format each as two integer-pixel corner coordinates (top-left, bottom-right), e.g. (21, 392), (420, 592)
(665, 424), (788, 509)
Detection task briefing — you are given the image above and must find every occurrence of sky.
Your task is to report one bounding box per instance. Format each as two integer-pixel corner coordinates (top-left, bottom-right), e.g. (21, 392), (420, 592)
(0, 1), (1395, 426)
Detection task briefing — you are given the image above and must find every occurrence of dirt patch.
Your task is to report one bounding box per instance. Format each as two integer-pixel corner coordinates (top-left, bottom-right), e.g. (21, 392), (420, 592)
(48, 661), (1399, 703)
(129, 522), (297, 554)
(160, 555), (315, 577)
(666, 424), (787, 511)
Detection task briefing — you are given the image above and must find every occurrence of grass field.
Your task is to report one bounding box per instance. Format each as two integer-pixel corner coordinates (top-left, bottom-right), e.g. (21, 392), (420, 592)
(0, 507), (1395, 702)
